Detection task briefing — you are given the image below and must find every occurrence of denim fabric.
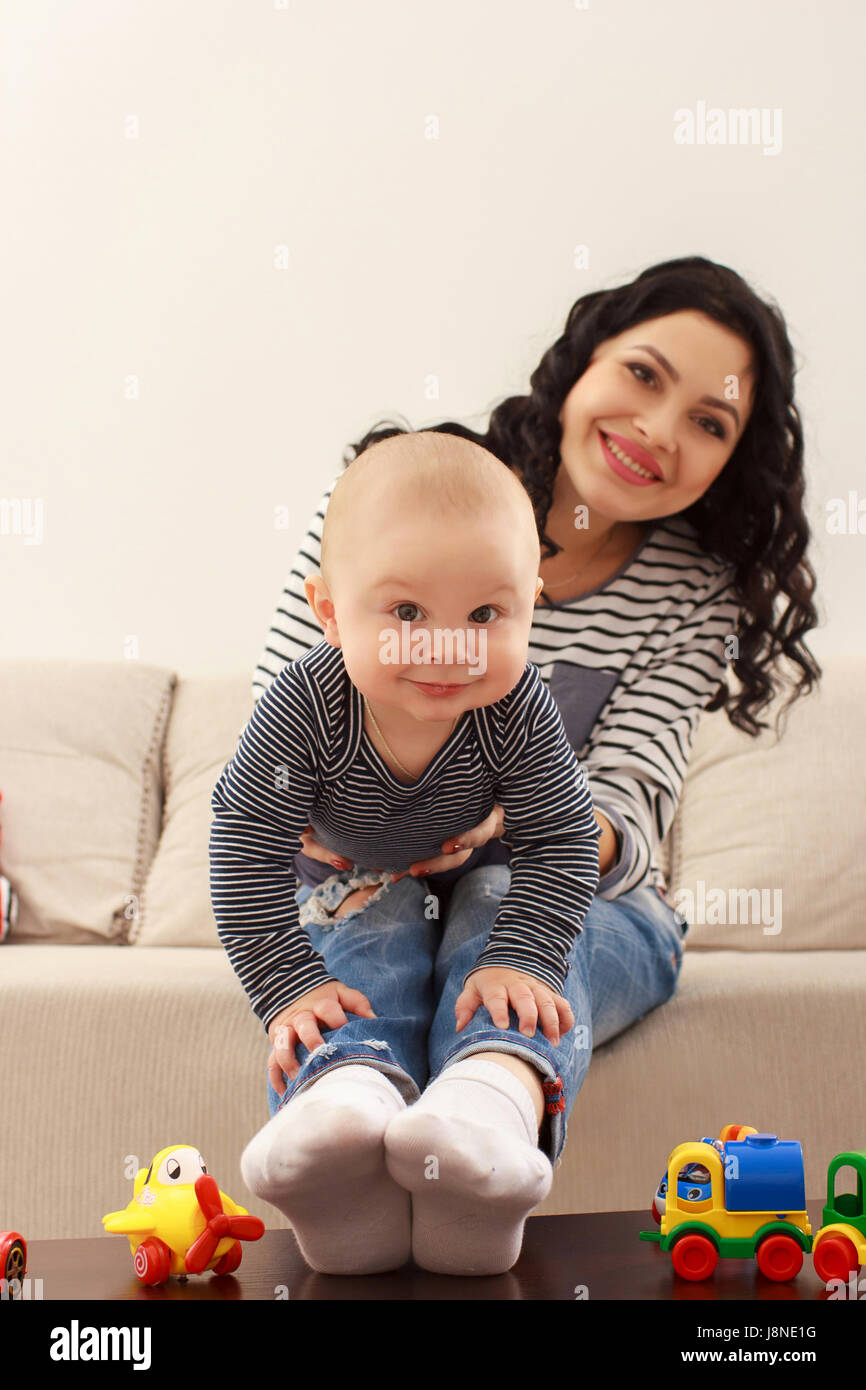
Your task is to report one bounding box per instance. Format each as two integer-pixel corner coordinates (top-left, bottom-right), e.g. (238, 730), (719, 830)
(265, 865), (687, 1166)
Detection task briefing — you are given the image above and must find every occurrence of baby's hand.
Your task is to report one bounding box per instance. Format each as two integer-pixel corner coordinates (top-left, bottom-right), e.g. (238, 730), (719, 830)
(267, 981), (376, 1091)
(454, 966), (574, 1046)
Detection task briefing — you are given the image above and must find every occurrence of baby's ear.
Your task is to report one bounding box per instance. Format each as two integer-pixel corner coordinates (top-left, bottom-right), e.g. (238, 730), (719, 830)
(303, 573), (331, 630)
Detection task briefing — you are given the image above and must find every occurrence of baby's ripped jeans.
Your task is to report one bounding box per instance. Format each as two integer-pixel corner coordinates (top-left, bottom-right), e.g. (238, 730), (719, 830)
(265, 864), (688, 1166)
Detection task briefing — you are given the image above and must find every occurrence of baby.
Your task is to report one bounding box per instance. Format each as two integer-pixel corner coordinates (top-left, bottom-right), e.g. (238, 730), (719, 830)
(209, 430), (601, 1276)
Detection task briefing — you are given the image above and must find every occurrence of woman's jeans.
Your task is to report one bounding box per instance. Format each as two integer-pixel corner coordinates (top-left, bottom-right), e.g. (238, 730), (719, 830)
(265, 865), (688, 1166)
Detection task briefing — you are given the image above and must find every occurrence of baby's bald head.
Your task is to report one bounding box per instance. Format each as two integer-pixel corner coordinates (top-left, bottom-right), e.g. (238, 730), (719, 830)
(319, 430), (540, 600)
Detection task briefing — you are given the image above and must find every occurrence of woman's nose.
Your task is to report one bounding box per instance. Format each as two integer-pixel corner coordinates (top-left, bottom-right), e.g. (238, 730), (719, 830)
(632, 413), (677, 459)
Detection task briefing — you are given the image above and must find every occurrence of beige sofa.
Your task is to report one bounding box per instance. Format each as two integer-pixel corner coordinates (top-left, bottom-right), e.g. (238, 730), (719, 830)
(1, 655), (864, 1242)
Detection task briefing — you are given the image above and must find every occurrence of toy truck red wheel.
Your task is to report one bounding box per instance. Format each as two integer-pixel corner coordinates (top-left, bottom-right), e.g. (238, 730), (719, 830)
(133, 1237), (172, 1286)
(213, 1241), (242, 1275)
(812, 1235), (860, 1284)
(671, 1232), (718, 1281)
(0, 1233), (27, 1284)
(756, 1233), (803, 1282)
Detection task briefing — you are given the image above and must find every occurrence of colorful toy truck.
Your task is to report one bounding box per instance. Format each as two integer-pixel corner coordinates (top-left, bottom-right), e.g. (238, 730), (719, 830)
(641, 1132), (811, 1280)
(640, 1131), (866, 1283)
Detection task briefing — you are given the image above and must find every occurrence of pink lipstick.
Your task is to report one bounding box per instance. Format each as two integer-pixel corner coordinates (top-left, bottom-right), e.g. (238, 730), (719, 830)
(599, 429), (662, 486)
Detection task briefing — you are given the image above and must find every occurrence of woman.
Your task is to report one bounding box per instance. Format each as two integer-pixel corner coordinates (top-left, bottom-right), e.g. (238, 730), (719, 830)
(250, 255), (820, 1275)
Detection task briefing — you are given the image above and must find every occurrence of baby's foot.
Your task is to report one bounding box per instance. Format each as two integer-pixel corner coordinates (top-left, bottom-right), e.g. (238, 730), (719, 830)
(241, 1063), (411, 1275)
(384, 1058), (553, 1275)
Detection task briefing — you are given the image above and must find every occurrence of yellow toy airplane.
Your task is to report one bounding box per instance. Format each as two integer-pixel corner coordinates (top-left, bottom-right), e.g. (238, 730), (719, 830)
(102, 1144), (264, 1285)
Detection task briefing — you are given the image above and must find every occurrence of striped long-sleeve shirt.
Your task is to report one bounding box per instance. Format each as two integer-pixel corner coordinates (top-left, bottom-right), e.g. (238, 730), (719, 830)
(252, 474), (742, 901)
(210, 639), (601, 1031)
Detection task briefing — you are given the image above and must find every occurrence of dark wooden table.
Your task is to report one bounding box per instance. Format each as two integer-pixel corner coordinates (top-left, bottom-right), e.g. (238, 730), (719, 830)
(16, 1201), (837, 1300)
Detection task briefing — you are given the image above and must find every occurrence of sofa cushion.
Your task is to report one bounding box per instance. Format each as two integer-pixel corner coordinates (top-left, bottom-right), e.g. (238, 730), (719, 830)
(0, 661), (175, 943)
(667, 656), (864, 949)
(130, 676), (254, 947)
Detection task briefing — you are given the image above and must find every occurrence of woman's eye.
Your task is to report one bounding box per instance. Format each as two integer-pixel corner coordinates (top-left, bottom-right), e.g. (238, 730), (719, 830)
(628, 363), (726, 440)
(628, 362), (656, 385)
(393, 603), (421, 622)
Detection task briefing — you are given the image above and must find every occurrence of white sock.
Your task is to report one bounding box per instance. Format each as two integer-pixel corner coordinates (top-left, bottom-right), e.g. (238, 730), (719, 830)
(383, 1057), (553, 1275)
(240, 1063), (411, 1275)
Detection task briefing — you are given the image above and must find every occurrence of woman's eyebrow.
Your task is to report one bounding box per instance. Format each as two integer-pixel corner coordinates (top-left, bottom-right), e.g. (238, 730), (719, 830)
(629, 343), (741, 431)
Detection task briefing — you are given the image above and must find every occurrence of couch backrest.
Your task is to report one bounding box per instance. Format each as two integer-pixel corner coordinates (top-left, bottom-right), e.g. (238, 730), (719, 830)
(666, 654), (864, 949)
(1, 657), (863, 951)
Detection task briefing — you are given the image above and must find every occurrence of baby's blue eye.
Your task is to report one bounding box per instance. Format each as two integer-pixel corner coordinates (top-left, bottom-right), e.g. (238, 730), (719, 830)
(391, 603), (499, 624)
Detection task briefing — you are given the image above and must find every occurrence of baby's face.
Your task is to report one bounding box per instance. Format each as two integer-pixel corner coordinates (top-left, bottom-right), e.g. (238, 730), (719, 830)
(315, 501), (542, 724)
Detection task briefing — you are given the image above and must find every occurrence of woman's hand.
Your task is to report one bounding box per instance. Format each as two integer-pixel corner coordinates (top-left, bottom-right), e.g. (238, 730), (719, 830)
(298, 804), (506, 882)
(266, 981), (377, 1091)
(298, 825), (354, 873)
(391, 802), (505, 880)
(454, 965), (574, 1047)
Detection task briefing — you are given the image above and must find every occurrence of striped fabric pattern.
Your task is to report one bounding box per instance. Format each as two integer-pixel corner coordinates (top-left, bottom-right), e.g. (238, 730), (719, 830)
(210, 638), (601, 1030)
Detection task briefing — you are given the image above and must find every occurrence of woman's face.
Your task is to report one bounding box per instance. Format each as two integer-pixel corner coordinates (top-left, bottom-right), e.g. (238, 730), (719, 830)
(557, 310), (756, 520)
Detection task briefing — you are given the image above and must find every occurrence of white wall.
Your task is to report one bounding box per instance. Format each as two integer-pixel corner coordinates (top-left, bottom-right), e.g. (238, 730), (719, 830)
(2, 0), (864, 678)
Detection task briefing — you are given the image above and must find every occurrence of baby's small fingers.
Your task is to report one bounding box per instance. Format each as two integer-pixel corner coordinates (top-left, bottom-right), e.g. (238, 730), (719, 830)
(273, 1025), (301, 1080)
(291, 1010), (326, 1058)
(537, 997), (562, 1045)
(480, 985), (511, 1030)
(556, 998), (575, 1034)
(454, 984), (480, 1031)
(510, 984), (539, 1039)
(315, 998), (349, 1031)
(267, 1047), (287, 1095)
(337, 986), (377, 1019)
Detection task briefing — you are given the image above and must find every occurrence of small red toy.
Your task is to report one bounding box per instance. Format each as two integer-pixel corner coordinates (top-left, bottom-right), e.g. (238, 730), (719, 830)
(0, 1232), (27, 1288)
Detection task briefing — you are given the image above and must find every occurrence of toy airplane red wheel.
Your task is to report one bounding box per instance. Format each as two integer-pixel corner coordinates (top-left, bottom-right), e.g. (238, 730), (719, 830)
(133, 1237), (172, 1286)
(812, 1234), (859, 1284)
(0, 1232), (27, 1283)
(671, 1232), (718, 1281)
(756, 1233), (803, 1282)
(213, 1241), (242, 1275)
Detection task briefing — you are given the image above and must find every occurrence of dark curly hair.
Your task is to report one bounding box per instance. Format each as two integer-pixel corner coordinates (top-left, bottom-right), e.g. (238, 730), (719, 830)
(343, 256), (821, 737)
